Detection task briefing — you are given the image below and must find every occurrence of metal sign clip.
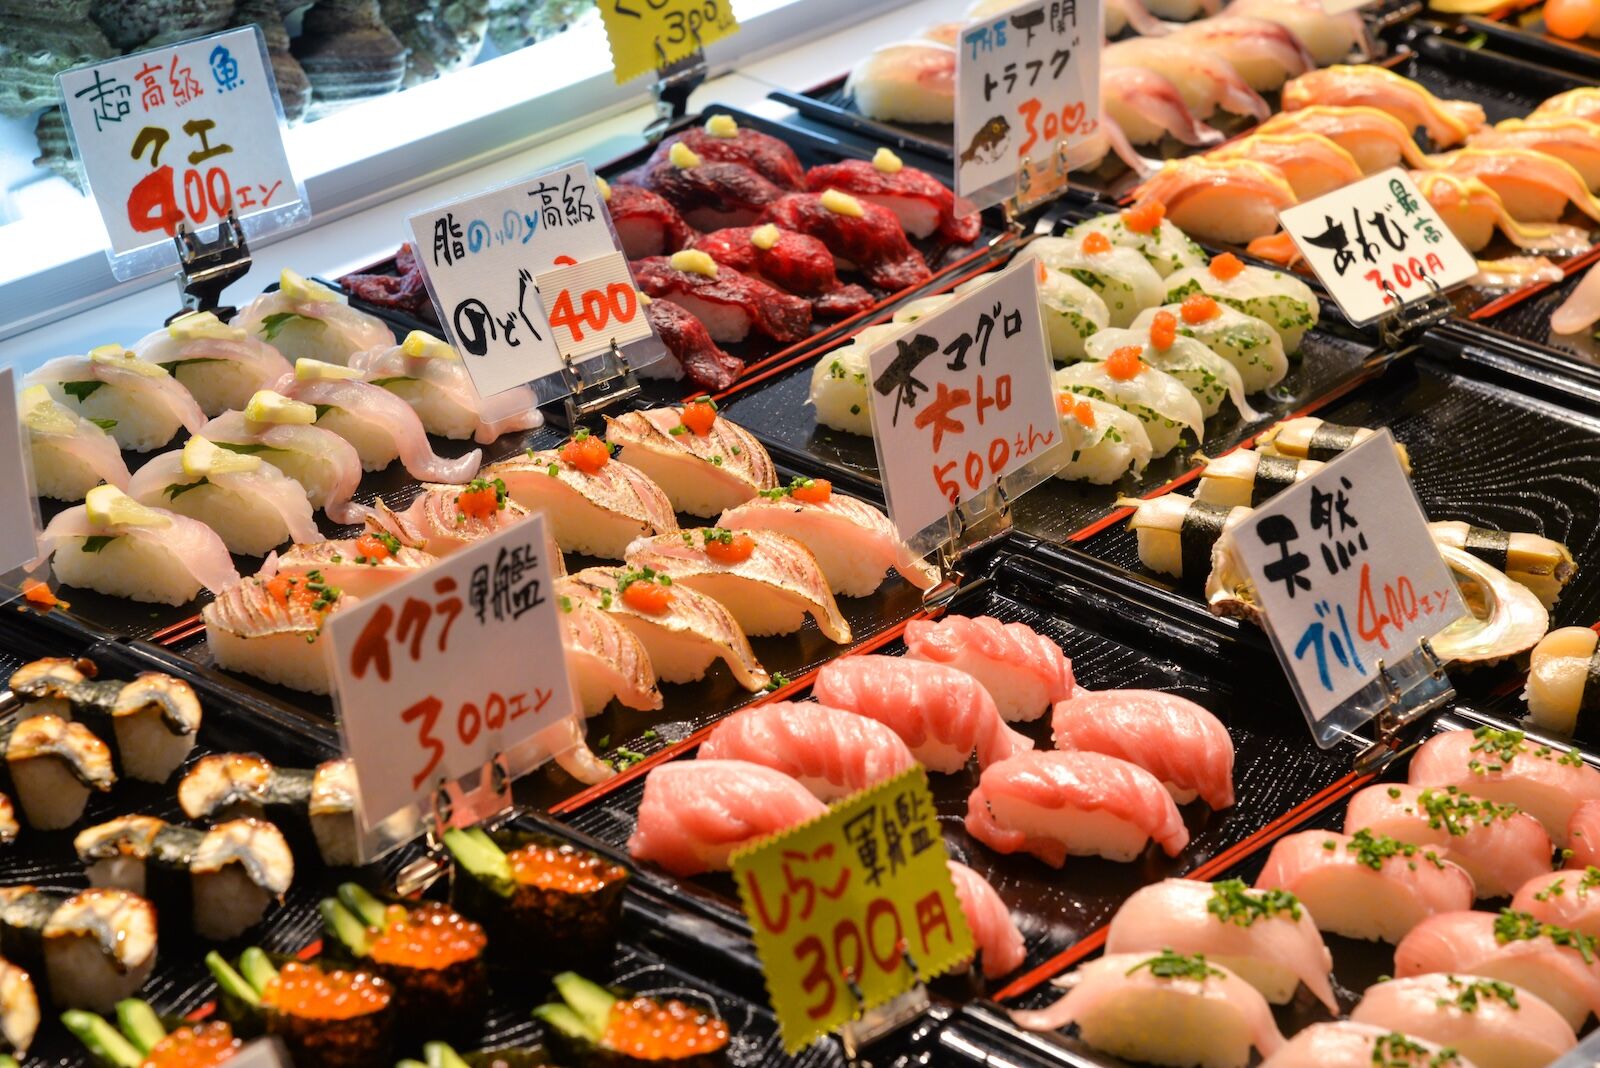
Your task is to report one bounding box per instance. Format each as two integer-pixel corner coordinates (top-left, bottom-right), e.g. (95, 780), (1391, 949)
(562, 338), (642, 426)
(838, 950), (933, 1061)
(166, 209), (252, 324)
(1003, 141), (1073, 233)
(1375, 274), (1451, 352)
(1353, 636), (1454, 773)
(644, 31), (708, 143)
(926, 482), (1014, 607)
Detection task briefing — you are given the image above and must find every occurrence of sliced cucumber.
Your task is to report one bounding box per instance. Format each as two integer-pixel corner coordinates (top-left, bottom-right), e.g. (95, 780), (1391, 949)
(321, 899), (373, 957)
(62, 1010), (142, 1068)
(114, 999), (165, 1054)
(205, 951), (261, 1007)
(239, 947), (279, 994)
(553, 972), (616, 1040)
(425, 1040), (474, 1068)
(444, 827), (514, 896)
(338, 883), (389, 930)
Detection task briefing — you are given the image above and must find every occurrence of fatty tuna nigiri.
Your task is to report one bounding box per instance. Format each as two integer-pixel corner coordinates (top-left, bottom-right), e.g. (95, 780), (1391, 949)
(1052, 688), (1235, 809)
(696, 702), (915, 802)
(1261, 1022), (1480, 1068)
(1409, 727), (1600, 845)
(904, 615), (1074, 723)
(1350, 974), (1576, 1068)
(1571, 800), (1600, 868)
(627, 760), (827, 876)
(947, 859), (1026, 979)
(1512, 868), (1600, 938)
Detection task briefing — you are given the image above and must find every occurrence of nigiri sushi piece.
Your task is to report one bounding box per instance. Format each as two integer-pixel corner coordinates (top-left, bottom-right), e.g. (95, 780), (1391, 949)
(1513, 867), (1600, 936)
(606, 402), (776, 517)
(1052, 688), (1235, 808)
(1409, 727), (1600, 844)
(18, 385), (130, 501)
(691, 226), (874, 317)
(1431, 522), (1574, 611)
(697, 701), (916, 801)
(132, 311), (292, 418)
(0, 794), (17, 847)
(1344, 784), (1553, 899)
(1105, 878), (1336, 1010)
(1433, 147), (1600, 224)
(718, 477), (936, 597)
(1534, 88), (1600, 127)
(1352, 974), (1576, 1068)
(1469, 117), (1600, 192)
(1051, 392), (1154, 484)
(1207, 132), (1365, 201)
(967, 750), (1188, 865)
(1106, 0), (1170, 36)
(559, 568), (767, 690)
(558, 596), (661, 716)
(643, 149), (783, 231)
(1102, 66), (1225, 148)
(903, 615), (1074, 723)
(362, 480), (530, 558)
(1261, 1022), (1481, 1068)
(1412, 171), (1593, 255)
(1170, 16), (1315, 92)
(1258, 416), (1411, 470)
(37, 485), (239, 604)
(759, 192), (932, 292)
(1253, 829), (1475, 942)
(1525, 627), (1600, 740)
(235, 269), (395, 365)
(8, 657), (89, 720)
(26, 346), (205, 453)
(845, 39), (955, 125)
(1123, 492), (1250, 581)
(646, 115), (805, 191)
(806, 151), (979, 244)
(633, 251), (812, 344)
(128, 436), (321, 556)
(274, 358), (480, 481)
(640, 297), (745, 393)
(1168, 254), (1320, 354)
(3, 715), (114, 830)
(202, 391), (365, 522)
(1133, 159), (1299, 247)
(1062, 203), (1209, 278)
(1142, 0), (1221, 17)
(601, 181), (698, 260)
(307, 758), (360, 867)
(624, 528), (851, 642)
(264, 535), (438, 601)
(946, 859), (1026, 979)
(0, 957), (36, 1056)
(1019, 232), (1166, 328)
(627, 759), (827, 876)
(1132, 296), (1288, 393)
(1553, 260), (1600, 337)
(484, 436), (678, 559)
(1572, 801), (1600, 869)
(1544, 0), (1600, 40)
(1283, 66), (1486, 148)
(1257, 104), (1433, 174)
(1225, 0), (1370, 67)
(1011, 951), (1283, 1068)
(1104, 38), (1271, 121)
(815, 655), (1032, 773)
(202, 574), (353, 694)
(348, 331), (543, 444)
(1055, 355), (1204, 459)
(1084, 327), (1258, 422)
(36, 889), (158, 1012)
(807, 323), (895, 436)
(1018, 261), (1111, 362)
(1196, 449), (1324, 509)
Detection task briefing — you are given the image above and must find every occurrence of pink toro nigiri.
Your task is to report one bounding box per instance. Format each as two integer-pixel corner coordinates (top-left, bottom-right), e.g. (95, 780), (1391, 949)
(1260, 1022), (1481, 1068)
(696, 701), (915, 802)
(1011, 952), (1284, 1068)
(1253, 829), (1474, 942)
(1512, 868), (1600, 938)
(1350, 974), (1576, 1068)
(966, 750), (1189, 867)
(1343, 783), (1554, 899)
(1408, 727), (1600, 845)
(1105, 878), (1337, 1011)
(1051, 689), (1235, 810)
(812, 655), (1032, 773)
(1394, 909), (1600, 1030)
(1570, 800), (1600, 868)
(559, 597), (662, 716)
(627, 759), (827, 876)
(947, 859), (1027, 979)
(903, 615), (1074, 723)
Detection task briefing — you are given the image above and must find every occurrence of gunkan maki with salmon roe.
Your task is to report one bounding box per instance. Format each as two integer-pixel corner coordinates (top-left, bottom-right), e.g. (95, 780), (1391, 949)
(207, 948), (396, 1068)
(534, 972), (728, 1067)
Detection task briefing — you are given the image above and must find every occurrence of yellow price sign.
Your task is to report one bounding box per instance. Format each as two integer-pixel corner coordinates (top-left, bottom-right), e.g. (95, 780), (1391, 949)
(730, 767), (973, 1053)
(601, 0), (740, 84)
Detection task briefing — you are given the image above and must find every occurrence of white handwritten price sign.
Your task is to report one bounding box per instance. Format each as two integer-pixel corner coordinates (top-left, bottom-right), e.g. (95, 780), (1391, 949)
(955, 0), (1102, 211)
(57, 27), (307, 280)
(1219, 432), (1466, 746)
(325, 514), (574, 833)
(866, 260), (1060, 552)
(601, 0), (739, 84)
(0, 370), (44, 582)
(1279, 168), (1476, 327)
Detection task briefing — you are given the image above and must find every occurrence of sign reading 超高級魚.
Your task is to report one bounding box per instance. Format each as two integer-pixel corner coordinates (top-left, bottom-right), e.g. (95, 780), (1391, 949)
(601, 0), (739, 84)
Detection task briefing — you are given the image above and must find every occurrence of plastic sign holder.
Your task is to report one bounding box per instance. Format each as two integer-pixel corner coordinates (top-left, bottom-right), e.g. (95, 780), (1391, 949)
(0, 370), (46, 606)
(645, 43), (709, 143)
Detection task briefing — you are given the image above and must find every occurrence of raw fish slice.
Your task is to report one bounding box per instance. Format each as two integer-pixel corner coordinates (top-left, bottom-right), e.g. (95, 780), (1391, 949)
(645, 121), (805, 191)
(1084, 327), (1258, 421)
(604, 183), (698, 259)
(560, 568), (768, 691)
(532, 713), (615, 787)
(805, 158), (979, 244)
(202, 409), (364, 523)
(235, 271), (395, 365)
(264, 538), (438, 600)
(1142, 0), (1221, 16)
(759, 193), (932, 292)
(1105, 878), (1337, 1010)
(1194, 449), (1323, 509)
(273, 370), (481, 482)
(1106, 0), (1170, 36)
(1102, 66), (1225, 148)
(1412, 172), (1592, 254)
(607, 406), (776, 517)
(1019, 237), (1166, 328)
(1513, 868), (1600, 937)
(1131, 300), (1288, 394)
(815, 655), (1033, 773)
(692, 227), (875, 315)
(1282, 66), (1486, 149)
(1164, 257), (1321, 353)
(1553, 262), (1600, 336)
(18, 385), (130, 501)
(133, 314), (292, 418)
(640, 298), (745, 392)
(1350, 974), (1576, 1068)
(967, 750), (1188, 865)
(1408, 727), (1600, 844)
(1433, 147), (1600, 223)
(1261, 1022), (1482, 1068)
(697, 701), (916, 801)
(348, 333), (543, 445)
(1571, 800), (1600, 868)
(1470, 256), (1565, 290)
(903, 615), (1074, 722)
(947, 859), (1026, 979)
(1052, 689), (1234, 809)
(1534, 88), (1600, 127)
(1053, 357), (1204, 459)
(38, 498), (240, 604)
(1343, 783), (1553, 899)
(1104, 38), (1271, 121)
(1123, 492), (1251, 580)
(559, 597), (661, 715)
(1253, 829), (1475, 942)
(627, 759), (827, 876)
(364, 483), (530, 558)
(1257, 105), (1433, 174)
(202, 576), (353, 694)
(1051, 391), (1154, 484)
(632, 256), (812, 343)
(625, 529), (851, 642)
(27, 350), (206, 453)
(484, 451), (678, 560)
(1132, 158), (1298, 246)
(806, 323), (900, 436)
(845, 40), (956, 125)
(1206, 133), (1365, 201)
(1011, 952), (1283, 1068)
(127, 446), (322, 555)
(1394, 909), (1600, 1030)
(1062, 205), (1208, 278)
(643, 158), (783, 231)
(1470, 118), (1600, 192)
(1225, 0), (1370, 66)
(1171, 17), (1315, 91)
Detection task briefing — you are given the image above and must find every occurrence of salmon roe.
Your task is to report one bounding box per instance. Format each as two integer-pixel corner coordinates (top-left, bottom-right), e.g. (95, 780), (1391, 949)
(1208, 252), (1244, 281)
(680, 398), (718, 436)
(1180, 294), (1221, 324)
(704, 530), (755, 564)
(1121, 200), (1165, 234)
(1069, 398), (1097, 427)
(1035, 259), (1049, 285)
(791, 477), (832, 504)
(368, 902), (486, 970)
(261, 961), (392, 1021)
(1080, 231), (1113, 256)
(1149, 310), (1177, 351)
(455, 478), (506, 522)
(1105, 346), (1145, 381)
(560, 432), (611, 473)
(142, 1022), (241, 1068)
(602, 995), (729, 1060)
(621, 581), (673, 614)
(265, 574), (317, 611)
(354, 532), (393, 561)
(508, 843), (626, 894)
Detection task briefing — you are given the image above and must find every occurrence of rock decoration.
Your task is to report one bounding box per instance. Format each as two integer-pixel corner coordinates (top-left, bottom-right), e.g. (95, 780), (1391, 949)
(381, 0), (489, 88)
(233, 0), (311, 122)
(293, 0), (410, 121)
(0, 0), (115, 119)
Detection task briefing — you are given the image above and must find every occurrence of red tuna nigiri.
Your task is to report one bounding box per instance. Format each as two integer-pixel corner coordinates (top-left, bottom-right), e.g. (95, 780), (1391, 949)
(642, 299), (745, 393)
(947, 859), (1026, 979)
(645, 123), (806, 191)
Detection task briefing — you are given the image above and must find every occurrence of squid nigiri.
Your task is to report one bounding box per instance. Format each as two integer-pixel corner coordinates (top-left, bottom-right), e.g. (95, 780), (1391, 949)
(1104, 38), (1271, 122)
(1412, 171), (1592, 255)
(348, 331), (543, 444)
(1260, 1022), (1480, 1068)
(605, 402), (776, 518)
(759, 192), (932, 292)
(1534, 88), (1600, 127)
(1052, 688), (1235, 809)
(1165, 253), (1320, 354)
(1433, 147), (1600, 224)
(697, 701), (916, 801)
(558, 596), (661, 716)
(1283, 66), (1486, 148)
(365, 480), (530, 558)
(1132, 159), (1298, 246)
(1171, 17), (1315, 91)
(627, 759), (827, 876)
(132, 312), (292, 418)
(202, 391), (365, 523)
(1062, 203), (1208, 278)
(1351, 974), (1575, 1068)
(1055, 355), (1204, 460)
(1102, 66), (1225, 148)
(633, 252), (813, 344)
(1131, 297), (1288, 394)
(1019, 233), (1167, 328)
(1408, 727), (1600, 844)
(18, 385), (130, 501)
(844, 39), (956, 125)
(235, 269), (394, 365)
(1225, 0), (1370, 67)
(1572, 800), (1600, 868)
(642, 151), (783, 231)
(263, 535), (437, 601)
(946, 859), (1026, 979)
(202, 574), (352, 694)
(1051, 392), (1154, 485)
(691, 226), (874, 318)
(127, 437), (321, 557)
(806, 151), (979, 244)
(1084, 326), (1258, 421)
(27, 346), (205, 453)
(813, 655), (1032, 773)
(903, 615), (1074, 723)
(1207, 133), (1365, 201)
(1257, 105), (1434, 174)
(1512, 867), (1600, 938)
(601, 181), (697, 260)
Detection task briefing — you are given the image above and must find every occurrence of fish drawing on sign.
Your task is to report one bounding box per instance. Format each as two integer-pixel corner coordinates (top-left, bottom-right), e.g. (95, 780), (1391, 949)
(962, 115), (1011, 165)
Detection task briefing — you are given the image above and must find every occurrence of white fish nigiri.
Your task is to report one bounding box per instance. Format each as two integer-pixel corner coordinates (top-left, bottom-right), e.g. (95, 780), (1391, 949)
(844, 39), (956, 125)
(1105, 0), (1169, 36)
(1054, 357), (1204, 459)
(235, 269), (394, 365)
(808, 323), (893, 437)
(558, 596), (662, 716)
(1394, 909), (1600, 1031)
(1512, 868), (1600, 938)
(127, 437), (322, 556)
(264, 536), (437, 601)
(1171, 16), (1315, 92)
(132, 312), (292, 417)
(1051, 392), (1154, 485)
(1019, 236), (1167, 328)
(363, 481), (531, 559)
(627, 759), (827, 876)
(1408, 727), (1600, 845)
(1523, 626), (1600, 735)
(1102, 66), (1225, 148)
(1261, 1022), (1481, 1068)
(1165, 257), (1320, 354)
(1552, 260), (1600, 336)
(1571, 800), (1600, 868)
(607, 403), (777, 518)
(967, 750), (1189, 865)
(202, 393), (365, 523)
(349, 330), (543, 444)
(947, 859), (1027, 979)
(1063, 205), (1209, 278)
(1350, 974), (1576, 1068)
(1343, 783), (1553, 899)
(1226, 0), (1370, 67)
(1105, 878), (1337, 1010)
(1253, 829), (1474, 943)
(1131, 299), (1288, 394)
(1052, 688), (1235, 809)
(697, 701), (916, 802)
(903, 615), (1074, 723)
(1104, 37), (1271, 122)
(1085, 322), (1259, 421)
(1011, 951), (1284, 1068)
(27, 346), (205, 453)
(18, 384), (130, 501)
